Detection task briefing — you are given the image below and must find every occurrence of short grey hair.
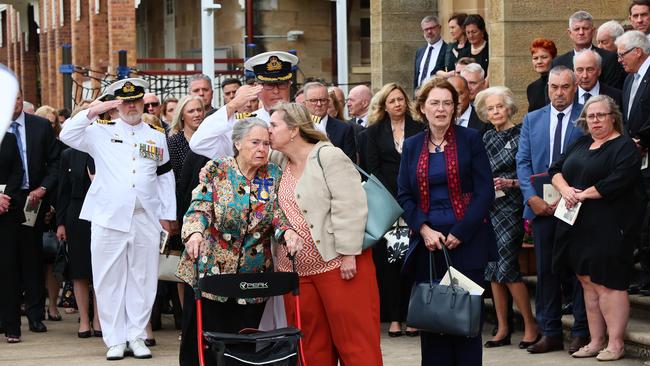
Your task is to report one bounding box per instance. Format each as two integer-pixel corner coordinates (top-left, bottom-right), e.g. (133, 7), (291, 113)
(231, 117), (268, 157)
(569, 10), (593, 28)
(302, 81), (327, 97)
(187, 74), (213, 93)
(460, 63), (485, 79)
(573, 49), (602, 68)
(549, 65), (576, 84)
(598, 20), (624, 39)
(615, 30), (650, 54)
(474, 86), (518, 123)
(421, 15), (439, 26)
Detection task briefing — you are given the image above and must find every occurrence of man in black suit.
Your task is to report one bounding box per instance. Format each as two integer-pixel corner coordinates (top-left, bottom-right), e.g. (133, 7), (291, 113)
(448, 75), (488, 134)
(7, 89), (61, 333)
(573, 49), (623, 109)
(413, 15), (447, 90)
(303, 81), (356, 162)
(552, 10), (627, 89)
(617, 30), (650, 294)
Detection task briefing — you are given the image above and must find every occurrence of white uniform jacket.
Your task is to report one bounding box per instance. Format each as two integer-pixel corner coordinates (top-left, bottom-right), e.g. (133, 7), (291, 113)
(60, 110), (176, 232)
(189, 106), (270, 159)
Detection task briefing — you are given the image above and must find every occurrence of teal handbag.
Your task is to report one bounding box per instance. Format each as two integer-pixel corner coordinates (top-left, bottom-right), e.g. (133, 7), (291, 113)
(317, 146), (404, 249)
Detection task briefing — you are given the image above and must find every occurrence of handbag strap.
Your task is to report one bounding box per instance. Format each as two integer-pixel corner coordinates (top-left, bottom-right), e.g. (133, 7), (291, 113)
(428, 245), (456, 286)
(316, 144), (369, 181)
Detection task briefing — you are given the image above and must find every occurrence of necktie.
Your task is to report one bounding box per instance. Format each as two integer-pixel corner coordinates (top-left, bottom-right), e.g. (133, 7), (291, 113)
(419, 45), (434, 85)
(357, 118), (364, 125)
(628, 73), (642, 118)
(552, 112), (565, 163)
(583, 92), (592, 104)
(11, 122), (28, 188)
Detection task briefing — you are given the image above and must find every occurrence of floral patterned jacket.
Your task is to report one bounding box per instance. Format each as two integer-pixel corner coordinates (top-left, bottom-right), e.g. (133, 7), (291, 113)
(176, 157), (290, 303)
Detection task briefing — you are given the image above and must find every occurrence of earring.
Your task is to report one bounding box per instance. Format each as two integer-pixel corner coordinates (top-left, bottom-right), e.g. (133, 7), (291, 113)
(290, 137), (294, 142)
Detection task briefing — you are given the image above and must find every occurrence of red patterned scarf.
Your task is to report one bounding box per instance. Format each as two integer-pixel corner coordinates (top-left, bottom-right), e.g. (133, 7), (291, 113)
(415, 127), (471, 220)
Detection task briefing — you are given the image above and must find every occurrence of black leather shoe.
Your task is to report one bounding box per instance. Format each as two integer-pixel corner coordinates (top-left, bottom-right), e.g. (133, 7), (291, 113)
(568, 336), (590, 354)
(93, 329), (103, 338)
(78, 330), (92, 338)
(144, 338), (156, 347)
(388, 331), (403, 337)
(519, 334), (542, 349)
(405, 330), (420, 337)
(47, 312), (62, 321)
(28, 320), (47, 333)
(484, 335), (511, 348)
(527, 336), (563, 353)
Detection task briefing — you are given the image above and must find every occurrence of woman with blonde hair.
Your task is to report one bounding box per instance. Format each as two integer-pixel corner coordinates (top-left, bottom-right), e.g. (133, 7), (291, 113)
(269, 102), (382, 365)
(366, 82), (423, 337)
(327, 88), (345, 120)
(35, 105), (61, 137)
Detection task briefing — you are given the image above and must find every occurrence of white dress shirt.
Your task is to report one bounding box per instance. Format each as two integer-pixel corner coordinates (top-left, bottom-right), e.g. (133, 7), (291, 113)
(549, 104), (573, 162)
(578, 82), (600, 105)
(419, 38), (443, 86)
(456, 105), (472, 128)
(315, 114), (329, 135)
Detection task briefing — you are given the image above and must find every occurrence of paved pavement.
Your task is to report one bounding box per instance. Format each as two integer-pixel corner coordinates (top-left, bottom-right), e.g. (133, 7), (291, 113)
(0, 313), (646, 365)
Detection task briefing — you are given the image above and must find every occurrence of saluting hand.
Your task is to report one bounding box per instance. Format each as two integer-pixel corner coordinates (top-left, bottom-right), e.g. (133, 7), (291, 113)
(86, 100), (122, 120)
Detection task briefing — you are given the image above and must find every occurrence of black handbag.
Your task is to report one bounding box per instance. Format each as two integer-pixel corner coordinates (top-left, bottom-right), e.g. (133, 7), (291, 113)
(406, 247), (482, 337)
(42, 230), (60, 262)
(52, 240), (69, 283)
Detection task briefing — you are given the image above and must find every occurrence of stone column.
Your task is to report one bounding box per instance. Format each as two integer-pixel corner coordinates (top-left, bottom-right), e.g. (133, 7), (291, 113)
(370, 0), (438, 95)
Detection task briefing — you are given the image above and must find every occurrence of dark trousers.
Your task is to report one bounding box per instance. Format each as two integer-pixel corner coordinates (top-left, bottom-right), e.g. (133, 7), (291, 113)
(0, 217), (22, 336)
(372, 240), (410, 322)
(420, 268), (484, 366)
(179, 284), (266, 366)
(532, 216), (588, 338)
(638, 179), (650, 285)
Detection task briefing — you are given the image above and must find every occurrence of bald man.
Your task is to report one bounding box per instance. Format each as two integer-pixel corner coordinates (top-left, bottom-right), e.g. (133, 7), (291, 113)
(347, 85), (372, 127)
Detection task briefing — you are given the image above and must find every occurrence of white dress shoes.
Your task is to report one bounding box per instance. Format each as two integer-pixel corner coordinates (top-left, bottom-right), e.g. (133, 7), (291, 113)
(106, 343), (127, 361)
(128, 338), (152, 359)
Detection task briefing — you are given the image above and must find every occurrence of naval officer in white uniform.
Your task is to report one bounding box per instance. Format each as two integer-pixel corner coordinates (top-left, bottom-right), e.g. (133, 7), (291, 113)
(189, 51), (299, 159)
(60, 78), (176, 360)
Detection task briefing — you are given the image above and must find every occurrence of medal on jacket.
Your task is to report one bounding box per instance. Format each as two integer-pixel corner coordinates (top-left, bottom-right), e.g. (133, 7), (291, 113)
(139, 143), (163, 161)
(253, 177), (274, 202)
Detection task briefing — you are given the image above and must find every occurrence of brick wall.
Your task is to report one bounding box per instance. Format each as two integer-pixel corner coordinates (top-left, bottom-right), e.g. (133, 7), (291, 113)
(89, 0), (109, 93)
(21, 5), (39, 106)
(72, 0), (90, 104)
(108, 0), (136, 75)
(38, 1), (48, 106)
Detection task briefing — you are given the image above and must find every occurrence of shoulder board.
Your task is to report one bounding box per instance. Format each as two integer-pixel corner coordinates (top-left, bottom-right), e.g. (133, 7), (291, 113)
(235, 112), (256, 120)
(311, 115), (321, 125)
(147, 123), (165, 134)
(95, 119), (115, 125)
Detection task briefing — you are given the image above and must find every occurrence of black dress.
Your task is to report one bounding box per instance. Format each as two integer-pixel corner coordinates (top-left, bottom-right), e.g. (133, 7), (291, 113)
(365, 115), (424, 322)
(526, 73), (549, 112)
(167, 132), (191, 251)
(444, 41), (471, 72)
(56, 148), (94, 279)
(0, 134), (26, 337)
(459, 41), (489, 73)
(549, 135), (646, 290)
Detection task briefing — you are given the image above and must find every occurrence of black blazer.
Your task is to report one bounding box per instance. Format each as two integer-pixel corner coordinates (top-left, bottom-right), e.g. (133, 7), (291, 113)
(467, 107), (489, 135)
(552, 46), (626, 89)
(576, 83), (623, 111)
(623, 66), (650, 139)
(413, 41), (448, 89)
(0, 133), (25, 220)
(325, 116), (356, 162)
(346, 118), (366, 165)
(56, 148), (94, 226)
(526, 73), (549, 112)
(366, 115), (424, 197)
(177, 151), (210, 224)
(23, 113), (61, 193)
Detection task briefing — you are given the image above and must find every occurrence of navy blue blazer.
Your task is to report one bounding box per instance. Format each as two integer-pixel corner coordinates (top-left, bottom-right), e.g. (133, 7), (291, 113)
(413, 41), (448, 89)
(325, 116), (356, 162)
(397, 125), (496, 274)
(516, 102), (584, 219)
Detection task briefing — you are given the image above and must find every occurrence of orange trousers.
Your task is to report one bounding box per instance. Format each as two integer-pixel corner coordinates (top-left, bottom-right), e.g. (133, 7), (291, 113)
(284, 250), (383, 366)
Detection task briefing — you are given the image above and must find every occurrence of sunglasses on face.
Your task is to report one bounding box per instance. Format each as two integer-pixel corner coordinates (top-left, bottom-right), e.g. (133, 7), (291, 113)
(144, 102), (160, 109)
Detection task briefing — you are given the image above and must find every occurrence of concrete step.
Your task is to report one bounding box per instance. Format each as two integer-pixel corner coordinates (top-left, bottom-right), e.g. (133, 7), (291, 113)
(482, 275), (650, 360)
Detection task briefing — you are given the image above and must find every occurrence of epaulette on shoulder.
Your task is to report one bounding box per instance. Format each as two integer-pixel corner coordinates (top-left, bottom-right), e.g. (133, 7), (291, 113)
(310, 114), (321, 125)
(95, 119), (115, 125)
(147, 123), (165, 134)
(235, 112), (256, 120)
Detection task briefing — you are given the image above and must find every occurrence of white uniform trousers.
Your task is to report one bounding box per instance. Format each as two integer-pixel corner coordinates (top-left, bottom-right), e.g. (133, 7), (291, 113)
(91, 208), (159, 347)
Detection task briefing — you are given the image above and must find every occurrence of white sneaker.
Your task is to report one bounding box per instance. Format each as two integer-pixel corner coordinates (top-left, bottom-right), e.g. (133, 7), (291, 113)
(106, 343), (127, 361)
(128, 338), (152, 359)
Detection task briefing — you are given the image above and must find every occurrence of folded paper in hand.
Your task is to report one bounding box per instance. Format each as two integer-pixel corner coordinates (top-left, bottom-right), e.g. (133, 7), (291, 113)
(440, 266), (485, 295)
(553, 197), (581, 226)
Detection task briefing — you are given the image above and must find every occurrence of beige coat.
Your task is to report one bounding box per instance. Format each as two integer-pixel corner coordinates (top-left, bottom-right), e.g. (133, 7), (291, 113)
(270, 141), (367, 262)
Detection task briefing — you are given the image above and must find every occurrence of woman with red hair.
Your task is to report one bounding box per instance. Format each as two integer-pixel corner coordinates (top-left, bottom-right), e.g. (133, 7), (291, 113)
(526, 38), (558, 112)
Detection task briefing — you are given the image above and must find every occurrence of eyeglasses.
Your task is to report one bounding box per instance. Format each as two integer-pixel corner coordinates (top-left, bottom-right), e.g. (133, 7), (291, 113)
(427, 100), (455, 108)
(305, 98), (329, 105)
(261, 83), (290, 91)
(617, 47), (637, 59)
(144, 102), (160, 109)
(585, 112), (612, 122)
